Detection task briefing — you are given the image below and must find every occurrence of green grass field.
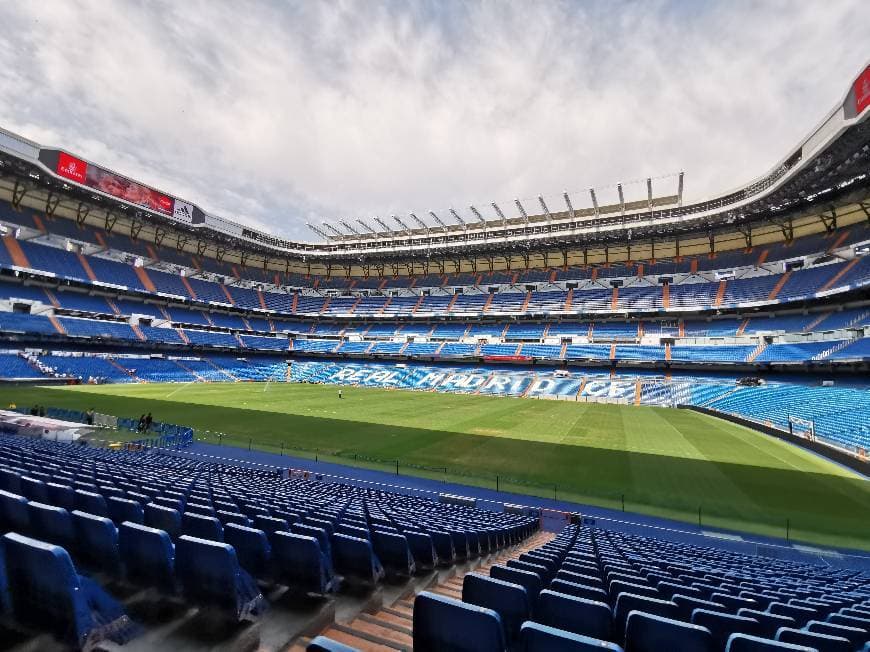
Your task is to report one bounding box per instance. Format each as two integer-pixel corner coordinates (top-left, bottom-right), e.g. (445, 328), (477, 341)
(5, 382), (870, 551)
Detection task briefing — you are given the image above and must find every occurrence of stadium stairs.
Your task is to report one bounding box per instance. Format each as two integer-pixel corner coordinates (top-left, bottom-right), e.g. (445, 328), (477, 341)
(289, 530), (554, 650)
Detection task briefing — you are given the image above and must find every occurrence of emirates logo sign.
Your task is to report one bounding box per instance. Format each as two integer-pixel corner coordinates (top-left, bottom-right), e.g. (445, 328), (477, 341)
(56, 152), (87, 183)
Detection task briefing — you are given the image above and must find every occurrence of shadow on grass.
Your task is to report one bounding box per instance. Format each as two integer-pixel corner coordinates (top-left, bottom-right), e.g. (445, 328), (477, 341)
(7, 385), (870, 550)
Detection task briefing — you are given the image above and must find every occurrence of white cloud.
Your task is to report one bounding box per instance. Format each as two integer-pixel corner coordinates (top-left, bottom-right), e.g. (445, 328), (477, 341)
(0, 0), (866, 239)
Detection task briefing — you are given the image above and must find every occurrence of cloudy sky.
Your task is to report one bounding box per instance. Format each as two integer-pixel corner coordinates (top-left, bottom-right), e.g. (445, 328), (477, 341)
(0, 1), (867, 239)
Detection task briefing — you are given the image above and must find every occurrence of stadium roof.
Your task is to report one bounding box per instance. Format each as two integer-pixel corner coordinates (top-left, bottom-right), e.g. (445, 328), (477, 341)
(0, 62), (868, 265)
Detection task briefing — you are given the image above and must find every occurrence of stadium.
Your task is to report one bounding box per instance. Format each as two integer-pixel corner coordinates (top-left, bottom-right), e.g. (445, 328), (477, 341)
(0, 12), (869, 651)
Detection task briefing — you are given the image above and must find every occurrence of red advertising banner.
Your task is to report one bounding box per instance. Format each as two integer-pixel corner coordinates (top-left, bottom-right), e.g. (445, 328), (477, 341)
(54, 151), (174, 215)
(483, 355), (532, 362)
(855, 65), (870, 115)
(56, 151), (87, 184)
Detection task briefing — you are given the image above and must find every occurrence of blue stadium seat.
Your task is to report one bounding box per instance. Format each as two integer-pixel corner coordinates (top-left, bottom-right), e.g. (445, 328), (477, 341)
(2, 532), (136, 648)
(508, 559), (549, 580)
(0, 489), (29, 532)
(691, 609), (760, 649)
(804, 620), (870, 648)
(144, 502), (181, 539)
(224, 523), (271, 579)
(26, 501), (75, 549)
(550, 578), (609, 602)
(0, 468), (21, 493)
(74, 490), (108, 516)
(491, 565), (543, 608)
(290, 523), (333, 568)
(372, 530), (415, 578)
(805, 621), (870, 648)
(429, 530), (456, 564)
(332, 533), (384, 586)
(182, 511), (224, 542)
(46, 482), (75, 510)
(519, 621), (624, 651)
(175, 535), (265, 620)
(462, 573), (530, 645)
(119, 521), (176, 591)
(725, 633), (816, 651)
(307, 635), (360, 651)
(71, 510), (121, 575)
(737, 609), (796, 638)
(614, 593), (677, 637)
(413, 591), (505, 652)
(828, 612), (870, 629)
(775, 627), (852, 652)
(404, 530), (437, 570)
(271, 531), (334, 594)
(768, 602), (817, 626)
(672, 594), (725, 620)
(19, 476), (48, 502)
(533, 589), (612, 640)
(625, 611), (715, 652)
(107, 496), (144, 525)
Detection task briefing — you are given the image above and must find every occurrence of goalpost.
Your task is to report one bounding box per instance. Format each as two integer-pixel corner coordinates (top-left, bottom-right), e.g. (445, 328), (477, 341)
(788, 416), (815, 441)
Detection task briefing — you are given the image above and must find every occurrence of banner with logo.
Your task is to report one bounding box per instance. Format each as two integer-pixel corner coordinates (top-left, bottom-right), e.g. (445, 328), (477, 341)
(54, 151), (174, 215)
(172, 200), (195, 223)
(855, 65), (870, 115)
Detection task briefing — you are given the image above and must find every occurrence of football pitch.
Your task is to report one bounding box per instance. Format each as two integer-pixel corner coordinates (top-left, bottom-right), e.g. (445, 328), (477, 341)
(5, 382), (869, 551)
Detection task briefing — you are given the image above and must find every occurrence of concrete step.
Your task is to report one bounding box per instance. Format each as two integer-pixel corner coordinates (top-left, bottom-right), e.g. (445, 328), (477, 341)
(348, 616), (413, 648)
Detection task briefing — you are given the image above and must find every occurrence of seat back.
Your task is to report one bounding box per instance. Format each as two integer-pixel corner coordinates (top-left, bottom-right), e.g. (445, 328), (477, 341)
(145, 503), (181, 539)
(107, 497), (144, 525)
(725, 633), (816, 651)
(224, 523), (271, 579)
(0, 489), (29, 533)
(534, 589), (612, 640)
(404, 530), (437, 570)
(119, 521), (175, 591)
(74, 490), (108, 516)
(19, 476), (48, 502)
(26, 501), (75, 549)
(413, 590), (505, 652)
(614, 593), (677, 637)
(462, 573), (530, 644)
(332, 533), (384, 585)
(372, 530), (415, 577)
(306, 635), (360, 651)
(691, 609), (760, 650)
(805, 619), (868, 646)
(46, 483), (75, 510)
(625, 611), (715, 652)
(550, 578), (609, 603)
(176, 535), (241, 611)
(775, 627), (852, 652)
(519, 621), (624, 651)
(491, 565), (543, 607)
(182, 511), (224, 542)
(2, 532), (89, 646)
(71, 510), (120, 575)
(271, 531), (333, 594)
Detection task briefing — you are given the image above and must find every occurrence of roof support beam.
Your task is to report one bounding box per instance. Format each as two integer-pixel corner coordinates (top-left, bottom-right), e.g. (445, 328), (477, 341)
(428, 210), (449, 232)
(538, 195), (552, 224)
(491, 202), (507, 227)
(563, 192), (576, 222)
(514, 199), (528, 225)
